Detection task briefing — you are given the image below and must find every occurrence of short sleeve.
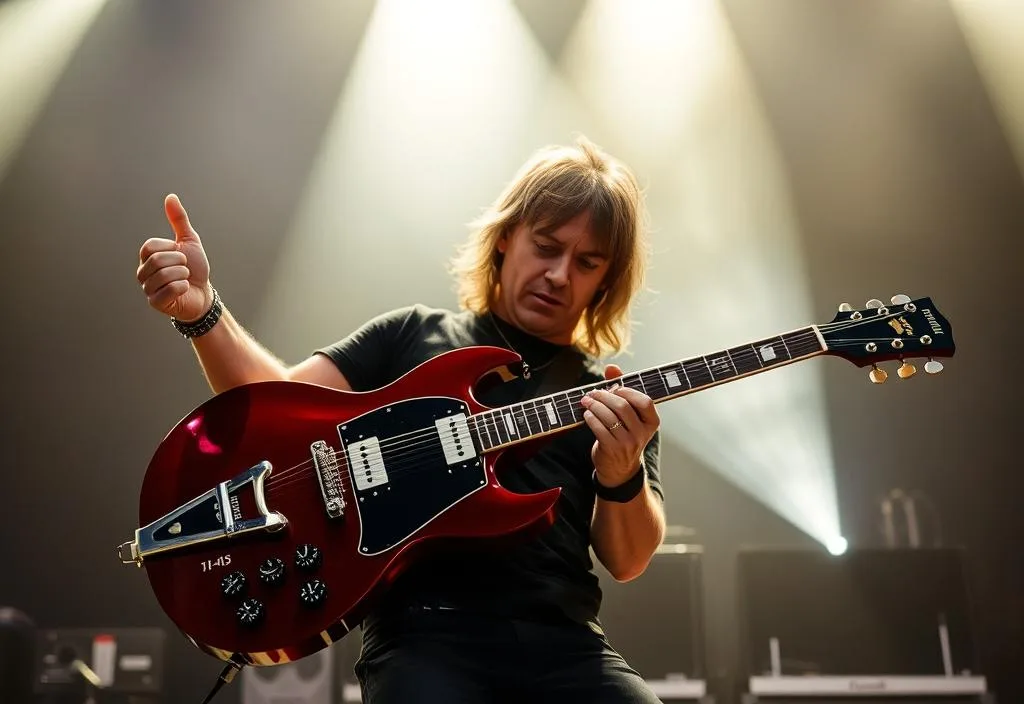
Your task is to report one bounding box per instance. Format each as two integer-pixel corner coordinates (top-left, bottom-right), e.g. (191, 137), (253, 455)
(315, 306), (420, 392)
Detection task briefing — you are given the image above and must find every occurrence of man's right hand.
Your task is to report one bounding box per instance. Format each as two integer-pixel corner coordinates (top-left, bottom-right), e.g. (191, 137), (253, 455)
(137, 194), (213, 322)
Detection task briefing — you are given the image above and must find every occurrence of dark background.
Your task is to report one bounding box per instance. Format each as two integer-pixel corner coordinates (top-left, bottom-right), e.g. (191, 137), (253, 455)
(1, 1), (1020, 702)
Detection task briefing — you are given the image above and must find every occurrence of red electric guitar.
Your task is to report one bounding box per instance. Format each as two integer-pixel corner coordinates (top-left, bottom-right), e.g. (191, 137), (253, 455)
(118, 295), (954, 666)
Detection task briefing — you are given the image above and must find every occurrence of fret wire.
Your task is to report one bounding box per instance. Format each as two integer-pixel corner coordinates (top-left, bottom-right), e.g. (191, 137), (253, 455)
(513, 403), (531, 437)
(779, 332), (793, 358)
(724, 348), (738, 376)
(563, 391), (579, 423)
(747, 342), (767, 369)
(522, 399), (539, 434)
(493, 409), (510, 445)
(475, 415), (492, 451)
(471, 326), (828, 447)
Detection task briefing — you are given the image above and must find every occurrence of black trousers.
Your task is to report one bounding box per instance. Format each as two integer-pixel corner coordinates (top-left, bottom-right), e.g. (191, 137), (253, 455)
(355, 606), (661, 704)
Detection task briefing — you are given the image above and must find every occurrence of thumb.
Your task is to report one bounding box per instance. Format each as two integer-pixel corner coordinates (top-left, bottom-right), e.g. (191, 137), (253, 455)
(164, 193), (198, 244)
(603, 363), (624, 381)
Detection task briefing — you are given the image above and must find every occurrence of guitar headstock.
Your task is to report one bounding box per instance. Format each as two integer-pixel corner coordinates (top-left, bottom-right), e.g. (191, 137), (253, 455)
(821, 295), (954, 383)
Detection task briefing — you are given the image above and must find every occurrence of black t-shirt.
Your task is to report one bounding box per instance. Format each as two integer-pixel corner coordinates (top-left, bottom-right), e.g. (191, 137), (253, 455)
(317, 304), (662, 627)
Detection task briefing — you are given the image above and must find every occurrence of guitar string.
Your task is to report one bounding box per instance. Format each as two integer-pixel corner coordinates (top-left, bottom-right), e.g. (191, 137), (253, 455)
(268, 326), (825, 483)
(264, 331), (829, 494)
(263, 313), (929, 496)
(260, 313), (915, 496)
(266, 311), (907, 482)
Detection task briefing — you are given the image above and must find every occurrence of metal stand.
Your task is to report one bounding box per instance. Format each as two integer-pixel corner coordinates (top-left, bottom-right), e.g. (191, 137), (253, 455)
(743, 624), (992, 703)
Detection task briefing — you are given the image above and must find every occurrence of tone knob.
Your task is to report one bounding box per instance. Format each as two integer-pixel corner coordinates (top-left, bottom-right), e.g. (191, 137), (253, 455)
(299, 579), (328, 608)
(258, 557), (286, 587)
(294, 544), (322, 572)
(236, 598), (264, 627)
(220, 571), (247, 599)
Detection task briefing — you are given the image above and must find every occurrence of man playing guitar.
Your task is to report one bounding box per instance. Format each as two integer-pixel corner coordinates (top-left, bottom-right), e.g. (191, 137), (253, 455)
(136, 135), (666, 703)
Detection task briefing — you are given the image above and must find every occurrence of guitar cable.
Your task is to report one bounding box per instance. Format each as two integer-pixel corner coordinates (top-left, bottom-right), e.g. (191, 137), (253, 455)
(199, 655), (246, 704)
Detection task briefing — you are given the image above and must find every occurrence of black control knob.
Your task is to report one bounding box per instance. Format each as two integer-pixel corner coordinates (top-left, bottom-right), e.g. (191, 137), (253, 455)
(299, 579), (328, 608)
(294, 544), (322, 572)
(220, 571), (247, 599)
(258, 557), (286, 587)
(236, 598), (264, 627)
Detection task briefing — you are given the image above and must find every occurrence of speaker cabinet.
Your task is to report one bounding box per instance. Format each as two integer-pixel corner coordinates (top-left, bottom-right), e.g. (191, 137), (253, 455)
(738, 548), (978, 678)
(242, 648), (333, 704)
(597, 545), (707, 685)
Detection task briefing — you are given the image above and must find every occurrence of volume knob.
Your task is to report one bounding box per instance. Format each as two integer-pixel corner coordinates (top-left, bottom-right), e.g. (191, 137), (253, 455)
(299, 579), (328, 608)
(259, 557), (286, 587)
(236, 598), (264, 627)
(294, 544), (322, 572)
(220, 571), (247, 599)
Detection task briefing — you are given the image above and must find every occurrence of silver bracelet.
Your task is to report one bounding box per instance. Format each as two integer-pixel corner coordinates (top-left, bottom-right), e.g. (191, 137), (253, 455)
(170, 288), (223, 339)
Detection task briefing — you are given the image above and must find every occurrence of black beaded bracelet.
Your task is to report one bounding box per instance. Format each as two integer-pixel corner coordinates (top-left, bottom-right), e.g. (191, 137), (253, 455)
(593, 462), (646, 503)
(171, 288), (223, 339)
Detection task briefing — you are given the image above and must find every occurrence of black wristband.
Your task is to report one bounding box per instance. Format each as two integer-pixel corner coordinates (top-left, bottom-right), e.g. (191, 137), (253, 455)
(171, 288), (223, 339)
(593, 463), (646, 503)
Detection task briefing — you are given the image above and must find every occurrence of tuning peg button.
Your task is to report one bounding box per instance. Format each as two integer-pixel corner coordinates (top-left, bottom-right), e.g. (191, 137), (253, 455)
(838, 302), (853, 312)
(891, 294), (911, 305)
(869, 365), (888, 384)
(897, 361), (917, 379)
(924, 359), (944, 374)
(866, 299), (883, 309)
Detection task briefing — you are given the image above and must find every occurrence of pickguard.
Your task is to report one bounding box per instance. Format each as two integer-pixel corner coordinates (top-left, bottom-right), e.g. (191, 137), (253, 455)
(338, 397), (486, 555)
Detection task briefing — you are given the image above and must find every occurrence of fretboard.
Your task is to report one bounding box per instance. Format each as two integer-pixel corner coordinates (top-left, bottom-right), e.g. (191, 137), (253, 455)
(469, 325), (825, 452)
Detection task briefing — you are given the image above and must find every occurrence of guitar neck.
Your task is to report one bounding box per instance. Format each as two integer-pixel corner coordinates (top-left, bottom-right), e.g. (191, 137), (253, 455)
(471, 325), (826, 452)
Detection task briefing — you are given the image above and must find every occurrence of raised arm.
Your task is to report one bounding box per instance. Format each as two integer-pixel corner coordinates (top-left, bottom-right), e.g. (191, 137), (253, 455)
(136, 194), (350, 394)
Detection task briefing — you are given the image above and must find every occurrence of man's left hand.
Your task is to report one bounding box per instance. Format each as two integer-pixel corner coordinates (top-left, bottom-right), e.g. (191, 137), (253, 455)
(580, 364), (660, 488)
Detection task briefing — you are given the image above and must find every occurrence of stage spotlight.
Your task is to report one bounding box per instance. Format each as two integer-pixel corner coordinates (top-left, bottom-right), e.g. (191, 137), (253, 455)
(827, 536), (848, 556)
(0, 0), (110, 183)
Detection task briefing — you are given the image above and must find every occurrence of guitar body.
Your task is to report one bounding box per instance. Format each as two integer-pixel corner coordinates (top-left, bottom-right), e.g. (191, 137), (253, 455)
(138, 345), (560, 665)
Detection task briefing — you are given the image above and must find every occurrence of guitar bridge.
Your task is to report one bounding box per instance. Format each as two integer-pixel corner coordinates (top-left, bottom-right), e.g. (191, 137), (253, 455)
(311, 440), (346, 519)
(117, 461), (287, 565)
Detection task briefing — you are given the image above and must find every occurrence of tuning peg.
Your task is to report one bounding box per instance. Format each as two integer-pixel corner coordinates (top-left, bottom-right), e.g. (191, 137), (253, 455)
(866, 299), (884, 309)
(890, 294), (911, 305)
(897, 360), (917, 379)
(869, 365), (888, 384)
(838, 302), (853, 312)
(924, 359), (944, 374)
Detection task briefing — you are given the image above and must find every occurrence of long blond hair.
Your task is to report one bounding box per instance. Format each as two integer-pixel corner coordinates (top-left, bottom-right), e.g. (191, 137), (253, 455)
(450, 136), (648, 358)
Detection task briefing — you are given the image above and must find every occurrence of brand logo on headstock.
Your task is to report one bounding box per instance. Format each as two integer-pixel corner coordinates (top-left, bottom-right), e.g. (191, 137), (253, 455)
(888, 316), (914, 336)
(922, 309), (945, 335)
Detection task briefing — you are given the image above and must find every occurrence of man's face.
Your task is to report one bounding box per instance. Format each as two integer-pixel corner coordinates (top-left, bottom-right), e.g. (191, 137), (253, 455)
(492, 211), (611, 344)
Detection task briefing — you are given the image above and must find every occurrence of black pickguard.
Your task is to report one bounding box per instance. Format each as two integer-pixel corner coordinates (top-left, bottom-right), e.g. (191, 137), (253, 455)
(337, 397), (485, 555)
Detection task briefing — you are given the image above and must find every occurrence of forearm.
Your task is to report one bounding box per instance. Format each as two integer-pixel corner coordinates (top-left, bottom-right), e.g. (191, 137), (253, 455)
(189, 306), (289, 393)
(591, 483), (665, 582)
